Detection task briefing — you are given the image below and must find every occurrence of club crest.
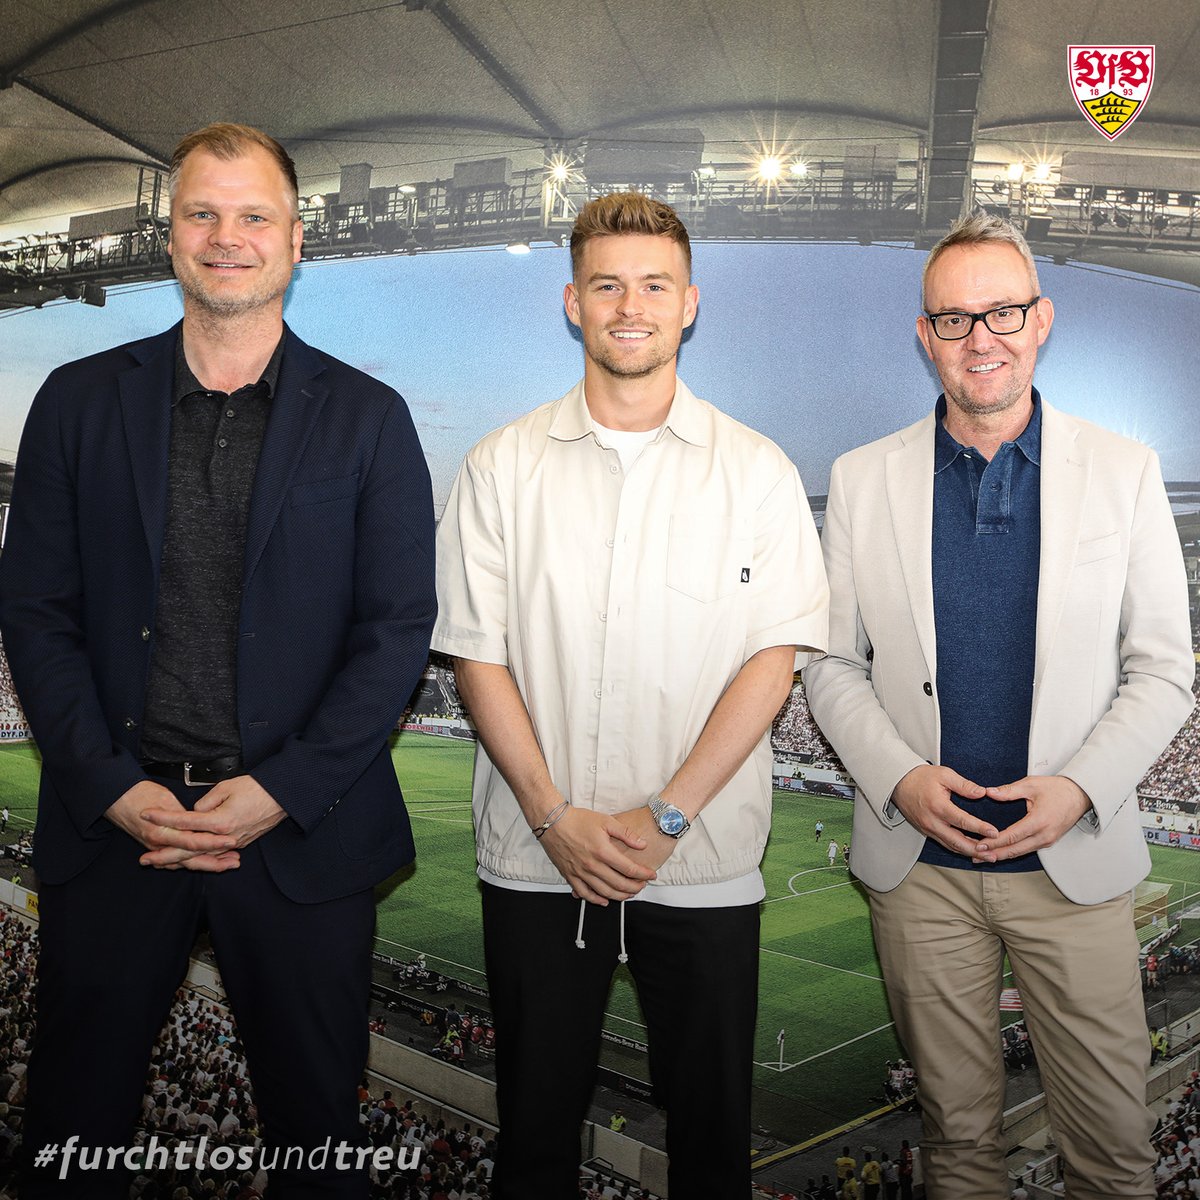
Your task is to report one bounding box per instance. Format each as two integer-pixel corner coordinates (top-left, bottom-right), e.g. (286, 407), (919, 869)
(1069, 45), (1154, 140)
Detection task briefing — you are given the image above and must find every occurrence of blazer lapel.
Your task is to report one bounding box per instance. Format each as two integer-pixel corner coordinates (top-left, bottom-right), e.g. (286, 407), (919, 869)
(242, 330), (330, 586)
(118, 327), (177, 576)
(886, 414), (938, 681)
(1033, 402), (1089, 689)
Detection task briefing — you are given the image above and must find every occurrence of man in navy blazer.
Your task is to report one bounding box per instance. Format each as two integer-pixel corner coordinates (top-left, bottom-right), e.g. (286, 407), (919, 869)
(0, 124), (436, 1197)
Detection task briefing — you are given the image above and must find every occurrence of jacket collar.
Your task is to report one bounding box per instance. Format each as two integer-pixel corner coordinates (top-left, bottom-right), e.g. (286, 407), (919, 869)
(548, 377), (710, 448)
(118, 323), (330, 585)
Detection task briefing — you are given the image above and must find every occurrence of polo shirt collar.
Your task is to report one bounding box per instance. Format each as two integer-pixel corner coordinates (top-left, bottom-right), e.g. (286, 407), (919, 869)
(933, 387), (1043, 473)
(548, 377), (709, 447)
(172, 330), (285, 407)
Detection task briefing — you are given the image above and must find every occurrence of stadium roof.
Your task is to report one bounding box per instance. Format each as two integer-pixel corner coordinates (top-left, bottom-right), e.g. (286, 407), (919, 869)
(2, 0), (1199, 279)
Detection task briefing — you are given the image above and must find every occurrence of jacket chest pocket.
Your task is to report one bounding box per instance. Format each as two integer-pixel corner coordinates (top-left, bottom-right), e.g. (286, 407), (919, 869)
(290, 473), (360, 507)
(666, 513), (753, 603)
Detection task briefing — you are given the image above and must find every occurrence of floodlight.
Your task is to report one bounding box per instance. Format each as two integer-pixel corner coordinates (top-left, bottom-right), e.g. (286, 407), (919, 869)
(757, 156), (783, 182)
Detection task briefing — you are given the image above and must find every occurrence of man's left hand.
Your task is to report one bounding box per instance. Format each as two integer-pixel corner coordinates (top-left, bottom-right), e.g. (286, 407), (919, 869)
(973, 776), (1092, 862)
(139, 775), (287, 868)
(611, 805), (681, 876)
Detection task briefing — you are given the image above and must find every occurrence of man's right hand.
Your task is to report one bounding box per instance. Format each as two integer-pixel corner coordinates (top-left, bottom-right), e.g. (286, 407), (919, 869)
(890, 764), (998, 861)
(106, 780), (240, 872)
(538, 806), (654, 905)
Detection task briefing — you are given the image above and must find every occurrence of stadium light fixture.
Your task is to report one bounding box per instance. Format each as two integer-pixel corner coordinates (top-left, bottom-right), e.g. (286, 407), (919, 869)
(1006, 162), (1024, 182)
(506, 240), (532, 255)
(398, 185), (417, 195)
(790, 160), (808, 178)
(757, 156), (783, 182)
(1031, 162), (1052, 184)
(698, 165), (716, 177)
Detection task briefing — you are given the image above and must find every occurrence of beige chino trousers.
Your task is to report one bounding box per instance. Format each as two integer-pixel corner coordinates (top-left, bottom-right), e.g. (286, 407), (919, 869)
(869, 863), (1153, 1200)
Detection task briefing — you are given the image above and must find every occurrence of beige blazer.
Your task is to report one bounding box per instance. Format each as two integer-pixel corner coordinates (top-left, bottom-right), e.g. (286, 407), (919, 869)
(804, 400), (1194, 904)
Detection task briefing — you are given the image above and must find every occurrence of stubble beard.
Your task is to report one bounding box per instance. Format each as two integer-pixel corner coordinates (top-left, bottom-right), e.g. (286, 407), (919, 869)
(174, 259), (291, 319)
(588, 327), (679, 381)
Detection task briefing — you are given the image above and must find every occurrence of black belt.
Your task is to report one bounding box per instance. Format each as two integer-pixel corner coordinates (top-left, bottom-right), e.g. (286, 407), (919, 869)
(141, 756), (243, 786)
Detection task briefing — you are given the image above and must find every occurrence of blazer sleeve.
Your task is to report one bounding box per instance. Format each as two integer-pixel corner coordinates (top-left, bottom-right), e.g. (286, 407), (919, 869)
(0, 376), (148, 832)
(248, 392), (438, 833)
(1058, 447), (1195, 829)
(802, 455), (925, 825)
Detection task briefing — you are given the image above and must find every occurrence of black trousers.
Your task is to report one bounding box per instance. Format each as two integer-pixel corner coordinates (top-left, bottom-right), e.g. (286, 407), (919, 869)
(22, 779), (375, 1200)
(481, 883), (759, 1200)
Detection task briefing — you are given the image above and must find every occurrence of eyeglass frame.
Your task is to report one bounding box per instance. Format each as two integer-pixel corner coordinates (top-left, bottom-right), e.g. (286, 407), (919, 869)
(923, 298), (1042, 341)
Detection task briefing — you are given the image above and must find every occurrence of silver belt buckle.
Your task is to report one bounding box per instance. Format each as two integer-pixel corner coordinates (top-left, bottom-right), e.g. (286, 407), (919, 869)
(182, 761), (203, 787)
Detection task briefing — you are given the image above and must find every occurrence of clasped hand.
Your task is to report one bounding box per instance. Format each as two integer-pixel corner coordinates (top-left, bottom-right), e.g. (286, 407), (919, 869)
(538, 804), (679, 905)
(106, 775), (287, 872)
(891, 765), (1091, 863)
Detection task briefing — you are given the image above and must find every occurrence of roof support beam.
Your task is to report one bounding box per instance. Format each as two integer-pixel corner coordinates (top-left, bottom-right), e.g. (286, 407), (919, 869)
(408, 0), (564, 140)
(1, 0), (161, 87)
(0, 155), (164, 195)
(921, 0), (994, 243)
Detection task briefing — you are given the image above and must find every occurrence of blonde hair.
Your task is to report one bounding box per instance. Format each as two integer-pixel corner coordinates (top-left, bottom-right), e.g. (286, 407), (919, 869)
(169, 123), (299, 218)
(570, 192), (691, 278)
(922, 211), (1040, 306)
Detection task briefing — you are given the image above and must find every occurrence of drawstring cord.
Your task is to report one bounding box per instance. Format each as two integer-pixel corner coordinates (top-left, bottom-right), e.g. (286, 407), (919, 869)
(574, 897), (630, 964)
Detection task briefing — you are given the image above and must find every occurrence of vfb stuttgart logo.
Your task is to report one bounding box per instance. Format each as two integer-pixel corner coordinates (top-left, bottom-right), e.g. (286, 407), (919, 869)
(1069, 46), (1154, 140)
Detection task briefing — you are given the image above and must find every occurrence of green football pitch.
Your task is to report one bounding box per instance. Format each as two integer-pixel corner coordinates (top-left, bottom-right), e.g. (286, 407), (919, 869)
(6, 731), (1200, 1145)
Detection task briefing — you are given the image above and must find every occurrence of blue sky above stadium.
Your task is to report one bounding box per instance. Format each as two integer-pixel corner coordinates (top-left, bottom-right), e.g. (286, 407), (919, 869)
(2, 241), (1198, 508)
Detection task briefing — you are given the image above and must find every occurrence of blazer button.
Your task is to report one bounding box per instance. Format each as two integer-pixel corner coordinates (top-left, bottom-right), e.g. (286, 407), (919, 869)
(140, 626), (150, 641)
(922, 682), (932, 696)
(123, 717), (137, 729)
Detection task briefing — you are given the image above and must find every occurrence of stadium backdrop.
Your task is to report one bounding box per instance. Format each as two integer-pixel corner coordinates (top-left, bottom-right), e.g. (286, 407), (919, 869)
(1, 193), (1199, 1145)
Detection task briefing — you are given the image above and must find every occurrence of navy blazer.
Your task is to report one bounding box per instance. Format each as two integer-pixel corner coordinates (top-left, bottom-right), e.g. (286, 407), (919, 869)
(0, 323), (437, 903)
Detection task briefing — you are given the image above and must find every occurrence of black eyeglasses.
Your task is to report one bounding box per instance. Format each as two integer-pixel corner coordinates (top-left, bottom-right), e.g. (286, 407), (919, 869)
(924, 298), (1040, 341)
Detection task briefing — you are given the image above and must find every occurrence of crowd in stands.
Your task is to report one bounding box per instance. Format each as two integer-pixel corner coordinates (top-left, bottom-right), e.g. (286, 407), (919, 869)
(400, 661), (466, 728)
(0, 652), (29, 738)
(1141, 682), (1200, 809)
(1002, 1023), (1035, 1072)
(772, 684), (842, 765)
(1152, 1072), (1200, 1196)
(1, 909), (662, 1199)
(1145, 945), (1200, 991)
(798, 1142), (915, 1199)
(427, 1005), (495, 1064)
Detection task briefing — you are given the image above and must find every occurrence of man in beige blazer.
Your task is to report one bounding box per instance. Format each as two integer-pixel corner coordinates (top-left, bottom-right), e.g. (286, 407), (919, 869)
(805, 213), (1194, 1200)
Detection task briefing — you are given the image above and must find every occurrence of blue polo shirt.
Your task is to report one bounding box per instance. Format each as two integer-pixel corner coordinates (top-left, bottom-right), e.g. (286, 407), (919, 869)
(918, 391), (1042, 872)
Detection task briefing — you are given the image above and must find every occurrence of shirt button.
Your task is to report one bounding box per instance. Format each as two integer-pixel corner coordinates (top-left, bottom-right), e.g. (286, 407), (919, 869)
(226, 409), (236, 419)
(140, 626), (150, 641)
(588, 763), (597, 774)
(599, 612), (607, 622)
(609, 465), (619, 474)
(605, 539), (614, 548)
(594, 689), (602, 698)
(923, 682), (933, 696)
(217, 437), (228, 448)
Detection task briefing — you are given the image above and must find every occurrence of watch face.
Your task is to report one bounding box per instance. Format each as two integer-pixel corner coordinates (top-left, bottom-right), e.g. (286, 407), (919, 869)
(658, 807), (687, 836)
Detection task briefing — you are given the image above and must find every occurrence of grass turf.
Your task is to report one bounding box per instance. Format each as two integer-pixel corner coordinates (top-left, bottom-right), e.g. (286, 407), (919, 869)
(7, 731), (1200, 1144)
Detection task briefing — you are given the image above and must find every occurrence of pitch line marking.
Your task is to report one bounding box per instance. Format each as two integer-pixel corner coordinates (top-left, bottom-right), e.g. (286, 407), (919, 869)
(754, 1020), (896, 1074)
(763, 874), (857, 903)
(373, 934), (651, 1032)
(759, 945), (882, 982)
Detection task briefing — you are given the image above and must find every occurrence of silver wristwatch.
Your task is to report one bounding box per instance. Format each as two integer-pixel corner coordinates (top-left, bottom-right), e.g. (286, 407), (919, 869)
(649, 794), (691, 839)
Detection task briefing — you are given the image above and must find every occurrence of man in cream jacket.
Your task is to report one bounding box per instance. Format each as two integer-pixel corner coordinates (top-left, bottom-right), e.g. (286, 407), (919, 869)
(805, 213), (1194, 1200)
